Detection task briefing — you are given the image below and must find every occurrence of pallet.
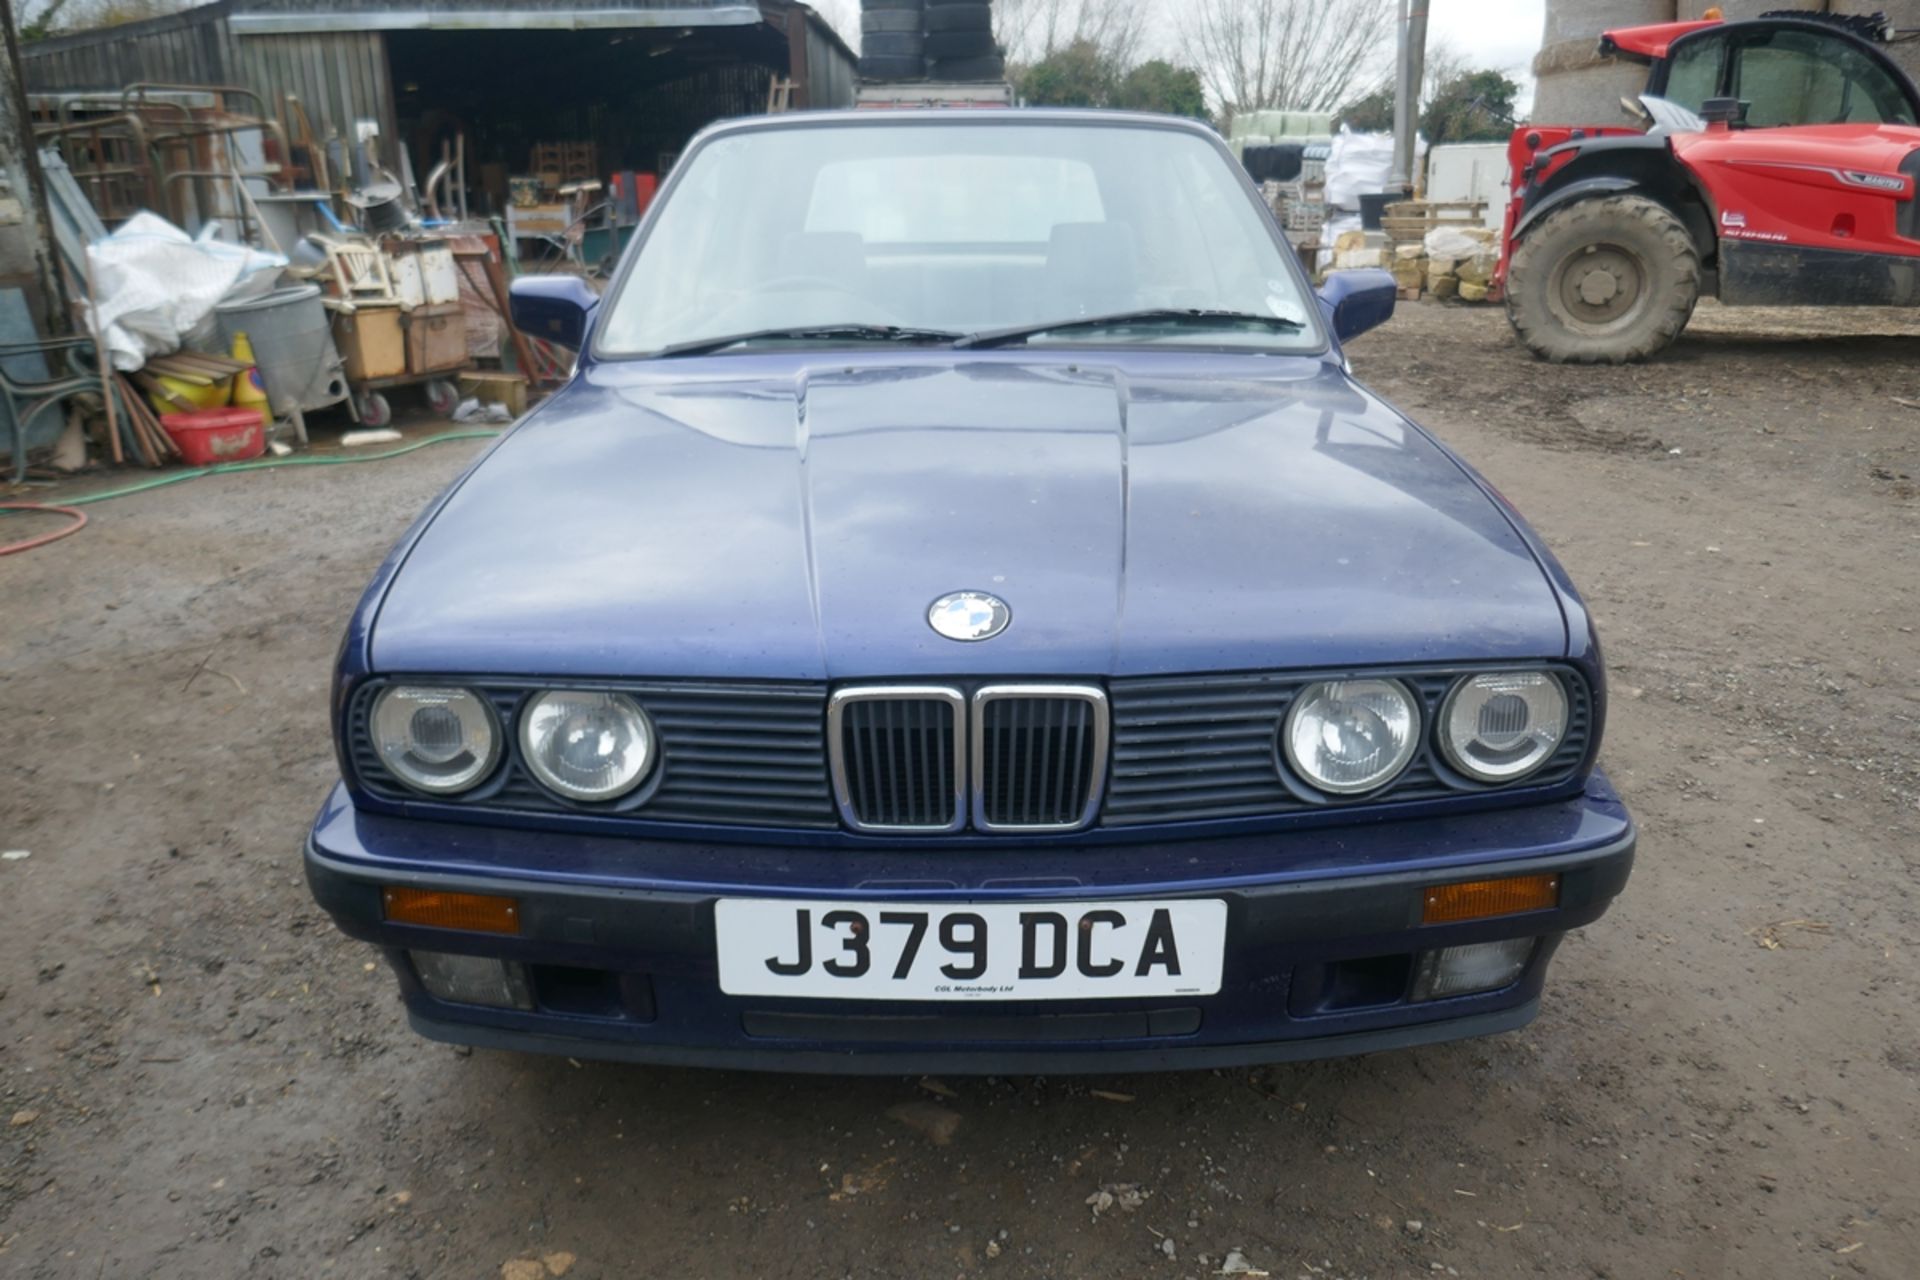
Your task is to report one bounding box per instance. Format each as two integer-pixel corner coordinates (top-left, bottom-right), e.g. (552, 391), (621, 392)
(1381, 199), (1490, 245)
(529, 141), (600, 197)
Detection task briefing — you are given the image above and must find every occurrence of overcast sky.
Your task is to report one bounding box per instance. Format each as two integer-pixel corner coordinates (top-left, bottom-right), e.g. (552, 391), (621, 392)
(1431, 0), (1547, 110)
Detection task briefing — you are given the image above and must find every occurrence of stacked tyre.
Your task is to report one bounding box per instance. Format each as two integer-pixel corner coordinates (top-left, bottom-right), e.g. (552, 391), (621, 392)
(860, 0), (926, 81)
(859, 0), (1005, 83)
(924, 1), (1003, 81)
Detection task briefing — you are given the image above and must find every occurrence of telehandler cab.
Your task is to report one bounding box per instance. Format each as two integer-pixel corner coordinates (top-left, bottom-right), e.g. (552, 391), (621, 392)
(1500, 10), (1920, 362)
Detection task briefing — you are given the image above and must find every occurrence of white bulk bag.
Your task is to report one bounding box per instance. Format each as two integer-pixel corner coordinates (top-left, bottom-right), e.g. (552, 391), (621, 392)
(86, 212), (287, 371)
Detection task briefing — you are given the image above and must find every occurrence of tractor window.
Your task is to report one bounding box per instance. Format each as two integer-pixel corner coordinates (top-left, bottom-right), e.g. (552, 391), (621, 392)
(1735, 31), (1915, 126)
(1659, 26), (1919, 128)
(1663, 37), (1726, 117)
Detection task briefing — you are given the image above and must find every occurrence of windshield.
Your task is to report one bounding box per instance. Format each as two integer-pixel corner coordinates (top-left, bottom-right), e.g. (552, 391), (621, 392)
(596, 121), (1323, 357)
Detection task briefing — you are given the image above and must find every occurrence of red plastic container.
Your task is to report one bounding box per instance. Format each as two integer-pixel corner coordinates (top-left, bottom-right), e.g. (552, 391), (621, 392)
(159, 407), (266, 465)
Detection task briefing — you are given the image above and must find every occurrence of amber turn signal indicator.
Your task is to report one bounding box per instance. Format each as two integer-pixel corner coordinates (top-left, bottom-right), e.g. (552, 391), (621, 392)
(1422, 874), (1560, 925)
(383, 887), (521, 934)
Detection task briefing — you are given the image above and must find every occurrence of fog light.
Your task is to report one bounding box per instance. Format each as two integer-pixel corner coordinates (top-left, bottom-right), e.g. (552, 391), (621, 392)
(411, 950), (534, 1009)
(1411, 938), (1536, 1001)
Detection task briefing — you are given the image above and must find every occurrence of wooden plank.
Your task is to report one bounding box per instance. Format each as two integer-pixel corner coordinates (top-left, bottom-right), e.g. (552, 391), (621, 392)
(133, 371), (200, 414)
(454, 239), (541, 383)
(143, 360), (218, 386)
(157, 351), (247, 376)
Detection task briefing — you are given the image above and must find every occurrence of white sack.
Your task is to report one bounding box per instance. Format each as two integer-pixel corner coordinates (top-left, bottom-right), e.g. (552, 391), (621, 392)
(1325, 128), (1425, 211)
(1425, 226), (1499, 284)
(86, 213), (287, 371)
(1424, 226), (1488, 260)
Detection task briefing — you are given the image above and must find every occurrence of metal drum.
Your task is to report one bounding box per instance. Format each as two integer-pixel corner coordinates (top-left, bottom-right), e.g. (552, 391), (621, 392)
(214, 284), (349, 424)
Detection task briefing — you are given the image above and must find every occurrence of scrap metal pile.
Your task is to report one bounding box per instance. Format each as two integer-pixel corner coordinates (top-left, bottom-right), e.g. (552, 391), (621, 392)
(3, 80), (562, 486)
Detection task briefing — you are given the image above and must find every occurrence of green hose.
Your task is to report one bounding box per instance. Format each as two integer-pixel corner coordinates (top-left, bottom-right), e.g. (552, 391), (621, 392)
(23, 429), (503, 509)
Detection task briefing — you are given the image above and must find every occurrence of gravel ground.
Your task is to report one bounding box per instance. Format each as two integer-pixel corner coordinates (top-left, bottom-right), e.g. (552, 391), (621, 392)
(1, 302), (1916, 1279)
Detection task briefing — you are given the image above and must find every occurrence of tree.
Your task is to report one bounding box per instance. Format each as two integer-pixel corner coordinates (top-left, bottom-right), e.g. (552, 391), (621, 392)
(1181, 0), (1394, 120)
(997, 0), (1153, 72)
(19, 0), (74, 40)
(1019, 40), (1208, 119)
(1337, 85), (1395, 133)
(1336, 65), (1522, 142)
(19, 0), (190, 36)
(1112, 59), (1208, 119)
(1019, 38), (1117, 108)
(1422, 68), (1520, 144)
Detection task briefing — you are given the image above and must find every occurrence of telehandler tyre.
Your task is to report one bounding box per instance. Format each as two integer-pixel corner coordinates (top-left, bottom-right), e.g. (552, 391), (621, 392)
(1506, 194), (1701, 364)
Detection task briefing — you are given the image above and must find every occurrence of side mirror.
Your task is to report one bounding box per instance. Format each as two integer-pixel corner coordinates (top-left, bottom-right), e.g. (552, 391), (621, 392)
(1700, 97), (1749, 128)
(1317, 269), (1398, 344)
(509, 275), (600, 350)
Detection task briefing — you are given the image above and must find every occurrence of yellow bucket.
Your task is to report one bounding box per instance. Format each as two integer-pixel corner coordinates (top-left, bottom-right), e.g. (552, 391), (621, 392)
(146, 374), (229, 415)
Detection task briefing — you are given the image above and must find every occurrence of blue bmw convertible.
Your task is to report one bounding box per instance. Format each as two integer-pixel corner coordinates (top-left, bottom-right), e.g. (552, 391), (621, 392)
(305, 109), (1635, 1073)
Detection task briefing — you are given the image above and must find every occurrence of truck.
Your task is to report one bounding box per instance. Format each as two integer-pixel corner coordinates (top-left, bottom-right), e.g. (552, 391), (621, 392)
(855, 81), (1014, 109)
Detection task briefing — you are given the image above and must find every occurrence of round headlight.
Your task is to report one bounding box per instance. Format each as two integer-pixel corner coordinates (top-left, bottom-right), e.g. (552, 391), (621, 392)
(519, 690), (656, 802)
(1283, 679), (1420, 796)
(370, 686), (500, 795)
(1441, 672), (1569, 783)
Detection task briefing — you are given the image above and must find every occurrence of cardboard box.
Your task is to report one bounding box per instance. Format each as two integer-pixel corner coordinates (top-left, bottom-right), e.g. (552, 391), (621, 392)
(405, 303), (467, 375)
(460, 370), (529, 417)
(333, 307), (405, 382)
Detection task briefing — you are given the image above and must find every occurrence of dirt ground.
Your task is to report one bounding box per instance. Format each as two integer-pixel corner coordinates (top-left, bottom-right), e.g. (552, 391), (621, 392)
(2, 301), (1916, 1280)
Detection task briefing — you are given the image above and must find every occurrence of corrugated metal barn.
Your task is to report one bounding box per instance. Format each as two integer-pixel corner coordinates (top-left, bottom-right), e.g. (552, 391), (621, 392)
(21, 0), (855, 205)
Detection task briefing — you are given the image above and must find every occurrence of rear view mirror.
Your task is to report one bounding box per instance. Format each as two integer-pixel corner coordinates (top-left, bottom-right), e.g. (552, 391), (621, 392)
(509, 275), (600, 350)
(1317, 269), (1398, 343)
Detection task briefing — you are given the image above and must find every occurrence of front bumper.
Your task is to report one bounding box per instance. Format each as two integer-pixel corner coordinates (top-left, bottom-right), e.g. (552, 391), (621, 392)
(306, 777), (1635, 1074)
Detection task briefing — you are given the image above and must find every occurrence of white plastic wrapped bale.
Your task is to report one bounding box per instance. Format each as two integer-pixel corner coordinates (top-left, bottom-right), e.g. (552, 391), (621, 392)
(1231, 109), (1287, 140)
(1234, 109), (1335, 140)
(86, 213), (287, 372)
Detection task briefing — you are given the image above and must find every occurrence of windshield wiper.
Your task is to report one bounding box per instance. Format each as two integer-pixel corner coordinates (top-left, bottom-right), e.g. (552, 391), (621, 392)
(954, 309), (1306, 351)
(654, 324), (964, 358)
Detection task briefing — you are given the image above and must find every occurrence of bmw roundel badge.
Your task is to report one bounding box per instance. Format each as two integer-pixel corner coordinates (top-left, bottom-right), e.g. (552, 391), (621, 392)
(927, 591), (1012, 642)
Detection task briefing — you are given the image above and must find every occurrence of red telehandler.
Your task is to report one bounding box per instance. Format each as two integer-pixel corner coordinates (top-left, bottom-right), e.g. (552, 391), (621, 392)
(1498, 10), (1920, 362)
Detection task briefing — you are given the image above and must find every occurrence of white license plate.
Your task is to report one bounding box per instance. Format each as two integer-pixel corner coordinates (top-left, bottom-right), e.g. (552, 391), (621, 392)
(715, 899), (1227, 1001)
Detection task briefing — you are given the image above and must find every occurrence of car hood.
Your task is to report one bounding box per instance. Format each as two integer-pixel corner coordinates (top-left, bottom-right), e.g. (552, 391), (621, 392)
(371, 355), (1568, 679)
